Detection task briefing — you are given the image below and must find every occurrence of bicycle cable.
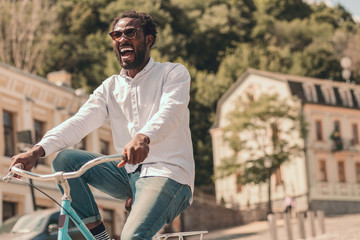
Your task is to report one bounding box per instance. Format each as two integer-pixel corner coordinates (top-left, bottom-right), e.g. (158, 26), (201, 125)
(9, 177), (81, 226)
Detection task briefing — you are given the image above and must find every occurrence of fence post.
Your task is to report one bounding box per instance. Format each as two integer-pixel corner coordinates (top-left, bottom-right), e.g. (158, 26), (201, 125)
(317, 210), (326, 235)
(308, 211), (316, 237)
(267, 214), (278, 240)
(297, 212), (306, 239)
(284, 212), (293, 240)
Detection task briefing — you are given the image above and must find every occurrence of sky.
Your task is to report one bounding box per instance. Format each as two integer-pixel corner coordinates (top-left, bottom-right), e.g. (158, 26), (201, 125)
(312, 0), (360, 20)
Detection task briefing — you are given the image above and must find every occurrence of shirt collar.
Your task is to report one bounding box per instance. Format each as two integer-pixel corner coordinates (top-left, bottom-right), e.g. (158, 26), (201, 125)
(120, 58), (155, 81)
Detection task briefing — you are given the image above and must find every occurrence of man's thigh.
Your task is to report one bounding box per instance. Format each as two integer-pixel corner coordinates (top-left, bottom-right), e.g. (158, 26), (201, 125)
(53, 149), (133, 200)
(122, 176), (191, 239)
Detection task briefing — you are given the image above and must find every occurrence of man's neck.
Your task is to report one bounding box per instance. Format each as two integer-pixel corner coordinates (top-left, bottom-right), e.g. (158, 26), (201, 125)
(126, 57), (151, 78)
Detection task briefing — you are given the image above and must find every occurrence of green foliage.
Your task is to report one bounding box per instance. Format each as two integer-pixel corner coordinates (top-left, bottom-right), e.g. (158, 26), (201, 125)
(2, 0), (359, 190)
(217, 93), (307, 185)
(262, 0), (312, 21)
(41, 0), (113, 90)
(184, 0), (257, 71)
(310, 2), (356, 30)
(290, 42), (342, 80)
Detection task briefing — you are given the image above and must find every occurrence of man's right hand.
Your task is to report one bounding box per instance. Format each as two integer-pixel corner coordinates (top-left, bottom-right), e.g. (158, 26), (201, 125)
(9, 145), (45, 172)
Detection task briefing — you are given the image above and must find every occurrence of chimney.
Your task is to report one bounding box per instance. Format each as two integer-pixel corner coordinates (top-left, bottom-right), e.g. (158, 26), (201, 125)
(47, 70), (72, 87)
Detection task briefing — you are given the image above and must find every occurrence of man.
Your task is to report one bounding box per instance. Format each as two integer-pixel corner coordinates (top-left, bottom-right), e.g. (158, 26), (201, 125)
(9, 10), (194, 240)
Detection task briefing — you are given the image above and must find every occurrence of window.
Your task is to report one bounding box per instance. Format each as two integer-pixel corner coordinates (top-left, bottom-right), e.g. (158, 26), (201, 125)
(3, 111), (15, 157)
(318, 159), (327, 182)
(356, 162), (360, 183)
(345, 91), (351, 107)
(275, 168), (283, 185)
(34, 119), (45, 144)
(100, 140), (109, 155)
(323, 88), (332, 104)
(352, 123), (359, 145)
(2, 201), (17, 221)
(331, 121), (343, 150)
(341, 90), (351, 107)
(34, 119), (46, 164)
(103, 209), (115, 237)
(337, 160), (346, 183)
(235, 173), (243, 193)
(305, 85), (314, 102)
(315, 120), (323, 141)
(334, 121), (341, 137)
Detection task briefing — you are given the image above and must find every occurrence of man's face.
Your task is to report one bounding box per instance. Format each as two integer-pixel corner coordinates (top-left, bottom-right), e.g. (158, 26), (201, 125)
(112, 18), (148, 70)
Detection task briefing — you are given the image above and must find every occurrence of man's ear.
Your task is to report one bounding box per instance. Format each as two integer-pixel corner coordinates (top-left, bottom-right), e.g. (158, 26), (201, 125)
(146, 35), (154, 48)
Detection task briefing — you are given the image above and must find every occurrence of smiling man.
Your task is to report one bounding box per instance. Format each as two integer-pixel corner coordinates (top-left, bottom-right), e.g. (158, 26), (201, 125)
(9, 10), (195, 240)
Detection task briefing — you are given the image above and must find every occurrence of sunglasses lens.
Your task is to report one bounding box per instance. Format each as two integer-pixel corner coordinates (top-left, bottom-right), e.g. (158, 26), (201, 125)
(124, 29), (137, 38)
(110, 28), (138, 40)
(114, 32), (123, 38)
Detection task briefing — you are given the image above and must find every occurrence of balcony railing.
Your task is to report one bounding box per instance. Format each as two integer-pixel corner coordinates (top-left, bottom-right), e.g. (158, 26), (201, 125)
(331, 138), (359, 152)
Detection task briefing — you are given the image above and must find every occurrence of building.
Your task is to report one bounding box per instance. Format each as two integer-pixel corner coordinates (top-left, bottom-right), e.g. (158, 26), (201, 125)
(0, 62), (126, 239)
(210, 68), (360, 219)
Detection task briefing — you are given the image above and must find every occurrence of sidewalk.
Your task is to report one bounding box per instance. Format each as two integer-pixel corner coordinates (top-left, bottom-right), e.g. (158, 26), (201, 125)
(187, 213), (360, 240)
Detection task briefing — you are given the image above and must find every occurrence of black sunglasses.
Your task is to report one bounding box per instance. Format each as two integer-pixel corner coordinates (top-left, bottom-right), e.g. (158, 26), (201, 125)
(109, 28), (141, 40)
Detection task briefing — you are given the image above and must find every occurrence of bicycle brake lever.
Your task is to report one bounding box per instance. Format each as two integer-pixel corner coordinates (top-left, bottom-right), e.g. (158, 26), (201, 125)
(3, 163), (24, 183)
(117, 160), (127, 168)
(117, 154), (128, 168)
(3, 172), (13, 183)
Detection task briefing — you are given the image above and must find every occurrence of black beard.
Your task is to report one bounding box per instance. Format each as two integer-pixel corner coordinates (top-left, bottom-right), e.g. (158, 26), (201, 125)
(115, 39), (147, 70)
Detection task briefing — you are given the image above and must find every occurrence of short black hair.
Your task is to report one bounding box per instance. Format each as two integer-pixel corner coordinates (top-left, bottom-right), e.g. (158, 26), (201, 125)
(112, 10), (157, 48)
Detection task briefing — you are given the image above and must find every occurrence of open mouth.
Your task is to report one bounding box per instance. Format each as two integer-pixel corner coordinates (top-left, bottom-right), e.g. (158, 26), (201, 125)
(120, 46), (134, 60)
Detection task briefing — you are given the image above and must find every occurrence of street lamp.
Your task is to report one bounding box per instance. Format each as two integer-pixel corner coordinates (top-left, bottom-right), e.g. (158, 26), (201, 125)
(264, 156), (272, 214)
(341, 56), (352, 84)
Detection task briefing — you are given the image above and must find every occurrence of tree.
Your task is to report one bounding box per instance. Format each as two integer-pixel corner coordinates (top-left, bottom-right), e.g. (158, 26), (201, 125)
(186, 0), (257, 71)
(261, 0), (312, 21)
(310, 2), (356, 31)
(0, 0), (57, 74)
(216, 93), (307, 187)
(290, 42), (342, 80)
(41, 0), (113, 90)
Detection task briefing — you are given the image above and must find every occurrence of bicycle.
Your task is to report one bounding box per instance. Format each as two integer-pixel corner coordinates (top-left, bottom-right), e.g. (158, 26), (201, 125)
(3, 154), (207, 240)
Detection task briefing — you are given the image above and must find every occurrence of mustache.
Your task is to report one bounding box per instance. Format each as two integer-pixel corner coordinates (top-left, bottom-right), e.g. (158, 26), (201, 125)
(118, 43), (133, 48)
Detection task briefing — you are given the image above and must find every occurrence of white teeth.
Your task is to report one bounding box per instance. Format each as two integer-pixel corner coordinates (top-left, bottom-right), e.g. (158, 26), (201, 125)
(120, 47), (133, 52)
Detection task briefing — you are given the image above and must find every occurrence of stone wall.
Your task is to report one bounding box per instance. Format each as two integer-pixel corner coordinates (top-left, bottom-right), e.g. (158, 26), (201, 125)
(311, 200), (360, 215)
(182, 196), (243, 232)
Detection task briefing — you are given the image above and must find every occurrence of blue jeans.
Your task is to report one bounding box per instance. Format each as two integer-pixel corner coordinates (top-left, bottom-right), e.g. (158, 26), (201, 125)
(52, 149), (191, 240)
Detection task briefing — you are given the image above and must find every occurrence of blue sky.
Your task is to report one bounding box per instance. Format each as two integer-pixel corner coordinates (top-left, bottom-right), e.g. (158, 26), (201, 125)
(312, 0), (360, 19)
(331, 0), (360, 17)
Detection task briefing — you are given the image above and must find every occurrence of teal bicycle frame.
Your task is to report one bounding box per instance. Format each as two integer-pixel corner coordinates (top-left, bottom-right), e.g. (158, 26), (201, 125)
(58, 200), (94, 240)
(4, 154), (125, 240)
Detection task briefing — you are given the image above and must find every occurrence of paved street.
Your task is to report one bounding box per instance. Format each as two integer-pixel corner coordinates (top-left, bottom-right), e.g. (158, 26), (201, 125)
(187, 213), (360, 240)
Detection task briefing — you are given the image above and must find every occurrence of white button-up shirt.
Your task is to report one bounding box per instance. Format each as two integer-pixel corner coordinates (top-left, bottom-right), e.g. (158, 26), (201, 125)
(38, 58), (195, 193)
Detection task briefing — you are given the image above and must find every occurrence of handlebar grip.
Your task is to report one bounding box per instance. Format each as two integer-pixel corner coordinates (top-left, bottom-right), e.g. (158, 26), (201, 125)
(3, 163), (24, 183)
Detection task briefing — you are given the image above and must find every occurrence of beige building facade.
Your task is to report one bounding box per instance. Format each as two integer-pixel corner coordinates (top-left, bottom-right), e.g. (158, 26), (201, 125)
(0, 62), (126, 238)
(211, 69), (360, 217)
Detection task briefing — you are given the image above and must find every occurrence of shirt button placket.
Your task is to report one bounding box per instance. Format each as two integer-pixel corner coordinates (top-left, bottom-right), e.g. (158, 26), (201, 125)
(131, 85), (139, 126)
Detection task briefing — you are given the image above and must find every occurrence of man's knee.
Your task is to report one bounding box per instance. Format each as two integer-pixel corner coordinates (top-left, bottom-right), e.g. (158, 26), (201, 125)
(52, 149), (77, 171)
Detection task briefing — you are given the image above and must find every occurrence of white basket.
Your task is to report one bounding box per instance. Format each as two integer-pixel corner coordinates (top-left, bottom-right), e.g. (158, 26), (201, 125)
(153, 231), (208, 240)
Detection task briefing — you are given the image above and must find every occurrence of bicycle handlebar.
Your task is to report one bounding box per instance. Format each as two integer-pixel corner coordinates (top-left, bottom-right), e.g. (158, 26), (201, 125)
(3, 154), (125, 183)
